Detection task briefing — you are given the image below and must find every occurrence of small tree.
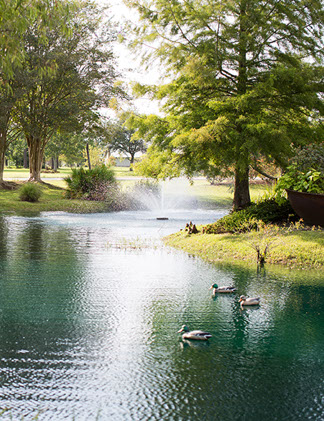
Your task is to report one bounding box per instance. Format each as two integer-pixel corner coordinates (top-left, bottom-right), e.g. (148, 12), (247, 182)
(99, 117), (146, 171)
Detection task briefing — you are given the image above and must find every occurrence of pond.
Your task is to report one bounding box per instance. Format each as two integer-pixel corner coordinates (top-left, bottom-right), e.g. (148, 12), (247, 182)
(0, 207), (323, 420)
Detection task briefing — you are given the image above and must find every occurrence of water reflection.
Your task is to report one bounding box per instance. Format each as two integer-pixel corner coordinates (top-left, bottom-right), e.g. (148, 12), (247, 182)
(0, 212), (322, 420)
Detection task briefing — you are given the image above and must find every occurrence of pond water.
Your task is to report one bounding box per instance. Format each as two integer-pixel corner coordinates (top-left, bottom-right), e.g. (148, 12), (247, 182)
(0, 207), (323, 420)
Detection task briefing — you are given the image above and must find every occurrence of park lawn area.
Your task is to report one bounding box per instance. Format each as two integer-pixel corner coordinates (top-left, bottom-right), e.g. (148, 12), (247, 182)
(3, 167), (73, 179)
(164, 227), (324, 269)
(0, 183), (108, 214)
(3, 166), (137, 181)
(187, 178), (272, 208)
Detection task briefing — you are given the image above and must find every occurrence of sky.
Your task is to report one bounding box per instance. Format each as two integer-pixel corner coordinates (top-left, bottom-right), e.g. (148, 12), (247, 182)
(97, 0), (162, 116)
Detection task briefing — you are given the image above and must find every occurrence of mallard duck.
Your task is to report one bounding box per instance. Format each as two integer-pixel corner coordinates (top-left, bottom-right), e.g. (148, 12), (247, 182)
(210, 283), (237, 294)
(177, 325), (212, 341)
(239, 295), (260, 306)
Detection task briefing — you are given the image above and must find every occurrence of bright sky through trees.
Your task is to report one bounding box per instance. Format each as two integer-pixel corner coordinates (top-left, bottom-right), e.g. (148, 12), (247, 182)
(96, 0), (161, 114)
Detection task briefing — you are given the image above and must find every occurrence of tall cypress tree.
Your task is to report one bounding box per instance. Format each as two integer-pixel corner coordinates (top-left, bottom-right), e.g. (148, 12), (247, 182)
(125, 0), (324, 209)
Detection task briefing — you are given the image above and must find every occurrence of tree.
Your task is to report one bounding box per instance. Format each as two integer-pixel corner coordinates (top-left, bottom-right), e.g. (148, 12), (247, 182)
(12, 1), (124, 182)
(98, 117), (146, 171)
(125, 0), (324, 209)
(0, 0), (73, 79)
(53, 132), (86, 168)
(0, 84), (18, 183)
(0, 0), (73, 185)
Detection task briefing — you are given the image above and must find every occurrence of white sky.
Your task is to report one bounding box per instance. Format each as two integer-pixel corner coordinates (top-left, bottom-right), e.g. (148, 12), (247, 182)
(97, 0), (162, 116)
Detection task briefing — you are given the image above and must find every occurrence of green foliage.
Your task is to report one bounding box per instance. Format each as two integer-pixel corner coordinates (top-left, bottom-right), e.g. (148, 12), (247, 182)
(275, 165), (324, 197)
(126, 0), (324, 209)
(291, 143), (324, 173)
(99, 116), (146, 166)
(245, 198), (297, 223)
(134, 145), (181, 179)
(203, 198), (297, 234)
(19, 183), (42, 203)
(64, 165), (116, 200)
(275, 144), (324, 198)
(203, 211), (259, 234)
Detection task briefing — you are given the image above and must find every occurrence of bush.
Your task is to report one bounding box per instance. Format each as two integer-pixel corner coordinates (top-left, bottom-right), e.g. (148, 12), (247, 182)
(64, 165), (117, 200)
(203, 198), (298, 234)
(275, 144), (324, 198)
(275, 164), (324, 197)
(291, 143), (324, 173)
(244, 198), (297, 223)
(203, 210), (259, 234)
(19, 183), (42, 203)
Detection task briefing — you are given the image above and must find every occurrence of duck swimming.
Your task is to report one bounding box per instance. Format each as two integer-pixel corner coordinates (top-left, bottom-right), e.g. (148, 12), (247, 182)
(210, 283), (237, 294)
(239, 295), (260, 306)
(177, 325), (212, 341)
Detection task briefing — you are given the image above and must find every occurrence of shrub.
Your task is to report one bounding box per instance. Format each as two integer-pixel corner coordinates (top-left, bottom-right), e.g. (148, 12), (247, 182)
(19, 183), (42, 203)
(203, 210), (259, 234)
(291, 143), (324, 173)
(244, 198), (297, 223)
(275, 164), (324, 197)
(64, 165), (117, 200)
(275, 144), (324, 198)
(203, 197), (297, 234)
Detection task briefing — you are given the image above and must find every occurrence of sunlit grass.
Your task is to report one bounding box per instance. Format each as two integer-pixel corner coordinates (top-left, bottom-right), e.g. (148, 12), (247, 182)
(164, 225), (324, 269)
(0, 182), (108, 214)
(188, 179), (273, 208)
(3, 166), (137, 180)
(3, 167), (73, 179)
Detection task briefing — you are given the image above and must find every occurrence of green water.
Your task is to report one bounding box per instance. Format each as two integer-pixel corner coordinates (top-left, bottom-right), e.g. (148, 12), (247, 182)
(0, 212), (323, 420)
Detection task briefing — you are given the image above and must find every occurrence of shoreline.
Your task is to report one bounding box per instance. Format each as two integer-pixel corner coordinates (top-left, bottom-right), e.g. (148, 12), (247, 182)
(163, 228), (324, 270)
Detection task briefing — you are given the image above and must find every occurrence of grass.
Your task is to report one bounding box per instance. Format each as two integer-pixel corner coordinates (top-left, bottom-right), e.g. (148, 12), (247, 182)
(187, 178), (272, 208)
(163, 225), (324, 270)
(3, 166), (137, 180)
(3, 167), (73, 179)
(0, 182), (108, 214)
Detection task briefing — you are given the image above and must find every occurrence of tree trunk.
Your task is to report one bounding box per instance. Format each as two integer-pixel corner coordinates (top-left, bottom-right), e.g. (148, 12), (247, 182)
(27, 136), (45, 182)
(0, 130), (7, 183)
(53, 157), (58, 172)
(86, 143), (91, 170)
(232, 3), (250, 211)
(129, 153), (135, 171)
(23, 148), (29, 168)
(233, 164), (251, 210)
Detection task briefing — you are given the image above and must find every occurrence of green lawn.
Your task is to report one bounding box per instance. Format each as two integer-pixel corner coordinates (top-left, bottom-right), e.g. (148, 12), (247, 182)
(164, 227), (324, 270)
(0, 169), (274, 215)
(3, 166), (137, 180)
(0, 183), (108, 214)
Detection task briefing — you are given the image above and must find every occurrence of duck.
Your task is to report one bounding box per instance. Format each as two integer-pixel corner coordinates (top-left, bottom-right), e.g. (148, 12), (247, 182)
(210, 283), (237, 294)
(177, 325), (212, 341)
(239, 295), (260, 306)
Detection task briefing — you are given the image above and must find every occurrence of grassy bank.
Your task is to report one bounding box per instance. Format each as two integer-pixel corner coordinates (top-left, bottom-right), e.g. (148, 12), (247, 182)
(0, 183), (108, 214)
(164, 227), (324, 269)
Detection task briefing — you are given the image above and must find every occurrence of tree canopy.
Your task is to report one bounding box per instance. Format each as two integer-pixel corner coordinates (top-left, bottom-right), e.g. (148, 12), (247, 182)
(99, 115), (146, 170)
(0, 0), (125, 182)
(125, 0), (324, 209)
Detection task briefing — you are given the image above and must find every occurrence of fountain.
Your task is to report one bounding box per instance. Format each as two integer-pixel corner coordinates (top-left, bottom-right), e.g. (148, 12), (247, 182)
(129, 178), (199, 219)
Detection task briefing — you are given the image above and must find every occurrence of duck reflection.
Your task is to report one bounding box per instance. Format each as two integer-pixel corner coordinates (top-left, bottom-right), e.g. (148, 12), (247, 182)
(180, 339), (211, 350)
